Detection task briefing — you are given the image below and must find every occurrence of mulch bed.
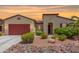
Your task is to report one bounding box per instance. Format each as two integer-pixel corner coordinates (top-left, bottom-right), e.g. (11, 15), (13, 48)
(4, 37), (79, 53)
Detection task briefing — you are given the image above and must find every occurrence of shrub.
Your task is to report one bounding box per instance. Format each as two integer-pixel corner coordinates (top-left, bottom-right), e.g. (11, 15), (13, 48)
(40, 33), (47, 39)
(54, 28), (66, 35)
(51, 34), (58, 39)
(21, 32), (34, 43)
(36, 30), (43, 36)
(77, 28), (79, 35)
(70, 28), (78, 36)
(54, 27), (78, 38)
(52, 34), (67, 41)
(64, 27), (73, 38)
(57, 34), (67, 41)
(64, 27), (79, 38)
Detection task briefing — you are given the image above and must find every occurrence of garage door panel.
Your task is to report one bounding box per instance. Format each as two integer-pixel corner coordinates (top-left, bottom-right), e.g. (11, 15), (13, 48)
(9, 24), (30, 35)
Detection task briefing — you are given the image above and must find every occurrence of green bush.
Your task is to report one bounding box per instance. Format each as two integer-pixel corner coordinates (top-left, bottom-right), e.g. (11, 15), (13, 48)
(57, 34), (67, 41)
(51, 34), (58, 39)
(21, 32), (34, 43)
(54, 19), (79, 39)
(52, 34), (67, 41)
(40, 33), (47, 39)
(70, 28), (78, 36)
(64, 27), (74, 38)
(36, 30), (43, 36)
(77, 28), (79, 35)
(64, 27), (79, 37)
(54, 27), (78, 38)
(54, 28), (66, 34)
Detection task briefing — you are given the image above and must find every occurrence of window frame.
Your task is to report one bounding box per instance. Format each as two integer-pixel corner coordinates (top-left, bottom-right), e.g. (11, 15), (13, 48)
(0, 25), (2, 31)
(60, 23), (63, 28)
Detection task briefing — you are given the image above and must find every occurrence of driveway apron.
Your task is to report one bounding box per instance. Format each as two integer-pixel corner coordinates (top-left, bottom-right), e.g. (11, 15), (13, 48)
(0, 35), (21, 53)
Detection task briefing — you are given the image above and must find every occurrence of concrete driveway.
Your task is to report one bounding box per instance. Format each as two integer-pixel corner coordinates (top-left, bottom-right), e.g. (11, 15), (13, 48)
(0, 35), (21, 53)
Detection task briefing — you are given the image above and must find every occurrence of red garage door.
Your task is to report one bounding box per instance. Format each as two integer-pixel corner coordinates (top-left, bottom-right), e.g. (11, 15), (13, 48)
(9, 24), (30, 35)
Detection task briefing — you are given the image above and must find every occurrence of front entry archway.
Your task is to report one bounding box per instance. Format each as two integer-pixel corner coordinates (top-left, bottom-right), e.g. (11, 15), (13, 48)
(48, 23), (53, 35)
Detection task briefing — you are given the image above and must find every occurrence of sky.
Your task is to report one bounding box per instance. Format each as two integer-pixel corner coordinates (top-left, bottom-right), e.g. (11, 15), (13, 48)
(0, 5), (79, 21)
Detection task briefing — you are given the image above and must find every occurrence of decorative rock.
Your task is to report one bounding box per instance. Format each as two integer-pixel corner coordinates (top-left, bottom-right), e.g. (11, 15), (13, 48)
(72, 36), (79, 40)
(48, 39), (55, 43)
(4, 39), (79, 53)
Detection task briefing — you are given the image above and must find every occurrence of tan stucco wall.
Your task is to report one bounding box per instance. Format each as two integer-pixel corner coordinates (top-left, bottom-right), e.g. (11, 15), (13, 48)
(4, 16), (35, 35)
(43, 15), (74, 35)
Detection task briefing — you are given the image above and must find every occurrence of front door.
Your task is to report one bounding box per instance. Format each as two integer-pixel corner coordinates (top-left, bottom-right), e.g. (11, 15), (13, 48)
(48, 23), (53, 35)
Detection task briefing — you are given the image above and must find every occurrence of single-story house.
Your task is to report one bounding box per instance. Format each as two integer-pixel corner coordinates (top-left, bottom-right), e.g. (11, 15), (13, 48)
(0, 14), (74, 35)
(43, 14), (74, 35)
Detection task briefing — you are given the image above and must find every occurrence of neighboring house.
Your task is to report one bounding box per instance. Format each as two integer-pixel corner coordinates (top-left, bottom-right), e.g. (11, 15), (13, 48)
(0, 14), (74, 35)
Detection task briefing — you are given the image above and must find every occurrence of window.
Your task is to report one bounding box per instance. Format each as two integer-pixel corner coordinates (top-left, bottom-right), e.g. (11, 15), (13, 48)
(17, 17), (21, 20)
(60, 23), (62, 28)
(0, 26), (2, 31)
(66, 24), (69, 27)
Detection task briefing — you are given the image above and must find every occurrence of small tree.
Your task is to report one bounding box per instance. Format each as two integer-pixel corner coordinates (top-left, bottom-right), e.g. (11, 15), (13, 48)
(70, 16), (79, 28)
(68, 16), (79, 35)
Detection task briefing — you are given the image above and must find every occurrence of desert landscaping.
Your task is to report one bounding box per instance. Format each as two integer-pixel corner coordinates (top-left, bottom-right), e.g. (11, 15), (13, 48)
(4, 36), (79, 53)
(3, 16), (79, 53)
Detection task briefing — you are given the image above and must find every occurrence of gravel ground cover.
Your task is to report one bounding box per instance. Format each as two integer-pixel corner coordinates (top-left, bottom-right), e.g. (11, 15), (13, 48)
(4, 37), (79, 53)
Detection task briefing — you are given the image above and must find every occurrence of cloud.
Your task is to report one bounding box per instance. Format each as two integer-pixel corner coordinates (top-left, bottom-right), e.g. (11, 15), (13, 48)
(0, 5), (79, 20)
